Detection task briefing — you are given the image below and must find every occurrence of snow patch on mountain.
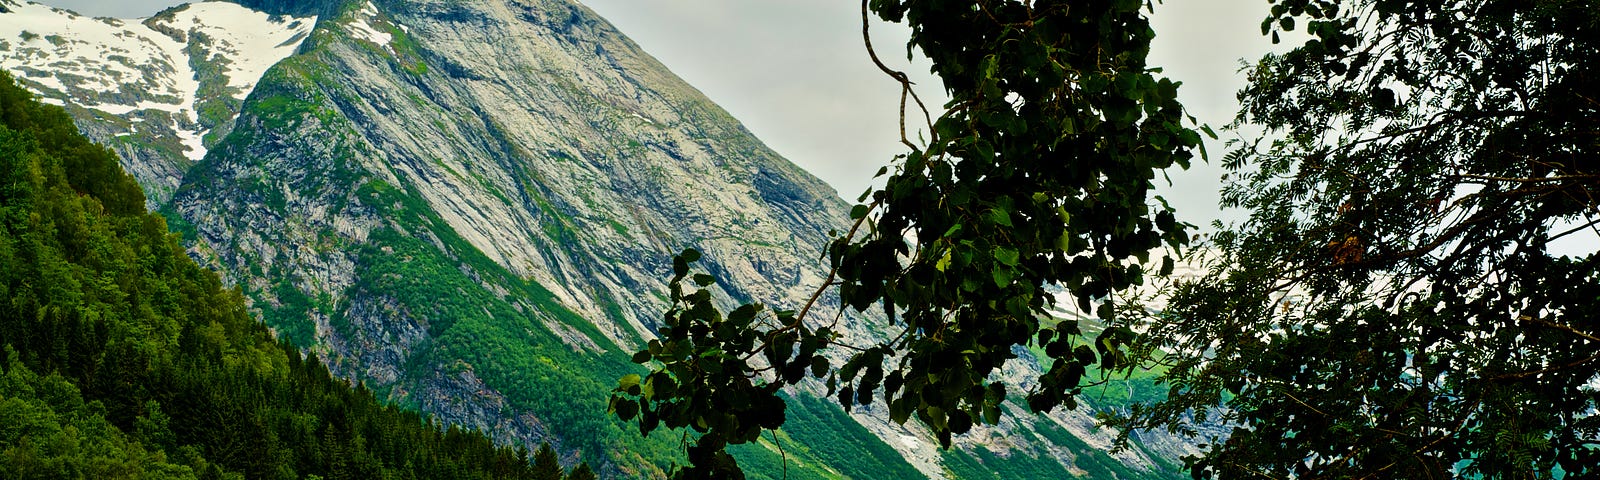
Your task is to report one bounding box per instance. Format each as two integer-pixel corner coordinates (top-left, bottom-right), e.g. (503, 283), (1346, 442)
(147, 2), (315, 103)
(0, 0), (313, 162)
(345, 1), (392, 47)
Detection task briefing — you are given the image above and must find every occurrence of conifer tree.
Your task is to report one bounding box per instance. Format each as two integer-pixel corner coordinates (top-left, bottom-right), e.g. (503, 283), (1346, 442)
(531, 442), (563, 480)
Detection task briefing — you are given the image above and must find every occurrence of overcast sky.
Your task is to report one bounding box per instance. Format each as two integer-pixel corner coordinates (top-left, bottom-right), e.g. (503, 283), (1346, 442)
(33, 0), (1277, 228)
(573, 0), (1278, 227)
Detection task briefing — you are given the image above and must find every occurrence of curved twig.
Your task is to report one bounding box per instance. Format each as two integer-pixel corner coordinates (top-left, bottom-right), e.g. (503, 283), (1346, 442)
(861, 0), (936, 148)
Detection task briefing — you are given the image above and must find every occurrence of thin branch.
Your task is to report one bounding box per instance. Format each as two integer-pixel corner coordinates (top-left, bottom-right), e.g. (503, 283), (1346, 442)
(736, 198), (884, 362)
(795, 198), (880, 328)
(861, 0), (935, 148)
(1221, 460), (1288, 480)
(1515, 315), (1600, 344)
(1357, 411), (1473, 480)
(1546, 216), (1600, 244)
(1455, 173), (1600, 184)
(771, 430), (788, 480)
(1491, 350), (1600, 381)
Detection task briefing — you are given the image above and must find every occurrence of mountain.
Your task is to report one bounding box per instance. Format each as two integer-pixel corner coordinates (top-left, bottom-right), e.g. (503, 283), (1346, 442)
(0, 70), (601, 480)
(1, 0), (1197, 477)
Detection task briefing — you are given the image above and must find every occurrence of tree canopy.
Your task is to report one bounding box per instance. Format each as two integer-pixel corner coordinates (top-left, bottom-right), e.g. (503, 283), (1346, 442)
(1122, 0), (1600, 478)
(614, 0), (1600, 478)
(610, 0), (1205, 477)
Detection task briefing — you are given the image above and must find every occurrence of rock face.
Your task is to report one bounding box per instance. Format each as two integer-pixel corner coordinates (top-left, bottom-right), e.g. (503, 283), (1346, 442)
(3, 0), (1196, 477)
(170, 0), (854, 470)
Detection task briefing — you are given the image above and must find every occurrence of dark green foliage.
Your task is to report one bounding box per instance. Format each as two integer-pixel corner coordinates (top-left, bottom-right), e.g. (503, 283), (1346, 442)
(613, 0), (1204, 476)
(0, 350), (196, 479)
(1120, 1), (1600, 478)
(565, 463), (597, 480)
(835, 0), (1201, 438)
(533, 443), (563, 480)
(0, 71), (597, 479)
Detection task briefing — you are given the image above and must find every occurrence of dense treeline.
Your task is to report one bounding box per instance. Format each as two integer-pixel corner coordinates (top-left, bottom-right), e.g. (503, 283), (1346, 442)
(0, 71), (590, 479)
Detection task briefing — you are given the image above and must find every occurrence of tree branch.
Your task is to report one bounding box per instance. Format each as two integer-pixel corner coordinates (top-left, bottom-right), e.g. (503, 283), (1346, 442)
(861, 0), (935, 148)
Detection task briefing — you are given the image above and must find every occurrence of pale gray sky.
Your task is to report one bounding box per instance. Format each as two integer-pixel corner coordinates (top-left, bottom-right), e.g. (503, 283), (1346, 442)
(34, 0), (1277, 228)
(574, 0), (1277, 227)
(31, 0), (171, 18)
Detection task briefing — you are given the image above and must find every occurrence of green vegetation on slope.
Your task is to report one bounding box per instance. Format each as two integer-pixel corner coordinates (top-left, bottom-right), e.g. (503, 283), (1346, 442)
(184, 31), (963, 477)
(778, 393), (928, 480)
(0, 71), (596, 479)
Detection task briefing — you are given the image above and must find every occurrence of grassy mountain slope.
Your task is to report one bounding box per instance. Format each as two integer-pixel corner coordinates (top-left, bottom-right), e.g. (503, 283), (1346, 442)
(163, 0), (925, 476)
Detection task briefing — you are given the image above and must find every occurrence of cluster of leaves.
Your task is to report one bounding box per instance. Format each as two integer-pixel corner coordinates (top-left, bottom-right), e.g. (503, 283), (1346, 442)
(612, 0), (1208, 476)
(1119, 1), (1600, 478)
(0, 71), (598, 480)
(607, 249), (800, 477)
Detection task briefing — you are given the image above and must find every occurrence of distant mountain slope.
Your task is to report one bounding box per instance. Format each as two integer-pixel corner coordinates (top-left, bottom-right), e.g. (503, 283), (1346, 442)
(161, 0), (880, 474)
(0, 0), (313, 206)
(0, 70), (594, 480)
(1, 0), (1196, 477)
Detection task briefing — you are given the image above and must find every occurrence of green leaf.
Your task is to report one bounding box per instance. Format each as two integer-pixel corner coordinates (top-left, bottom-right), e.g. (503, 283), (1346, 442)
(811, 357), (830, 378)
(989, 207), (1013, 227)
(1073, 345), (1096, 365)
(949, 410), (973, 434)
(728, 304), (759, 325)
(611, 398), (639, 421)
(992, 267), (1014, 288)
(619, 374), (642, 396)
(693, 273), (716, 287)
(649, 374), (678, 398)
(891, 398), (914, 424)
(985, 383), (1006, 406)
(851, 204), (871, 219)
(994, 246), (1019, 267)
(943, 222), (964, 238)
